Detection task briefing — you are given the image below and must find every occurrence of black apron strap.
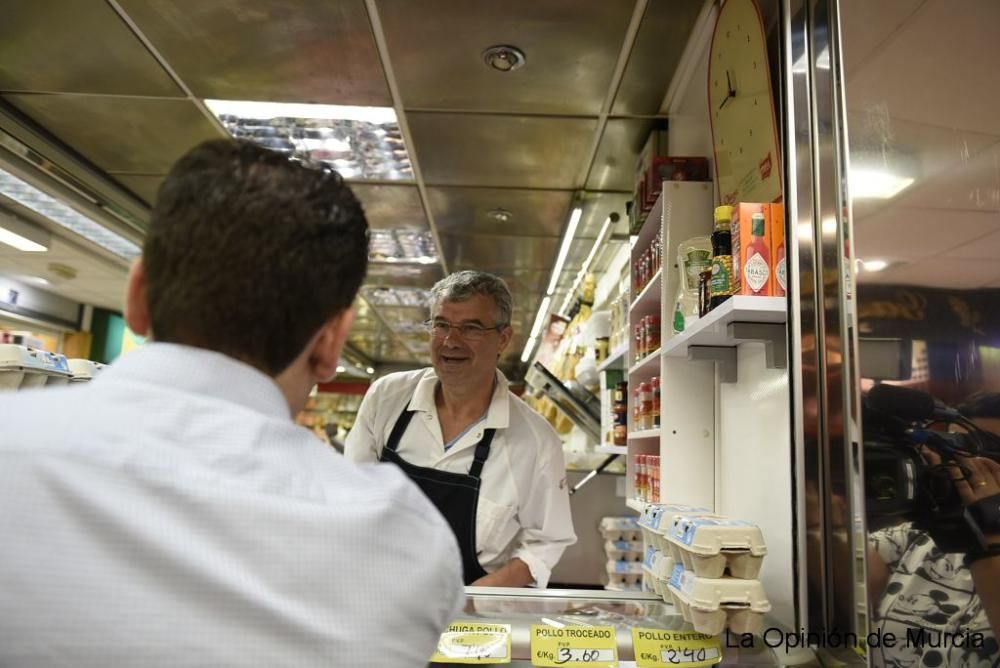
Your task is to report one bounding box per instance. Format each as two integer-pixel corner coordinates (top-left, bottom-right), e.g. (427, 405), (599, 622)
(467, 428), (496, 479)
(383, 408), (415, 454)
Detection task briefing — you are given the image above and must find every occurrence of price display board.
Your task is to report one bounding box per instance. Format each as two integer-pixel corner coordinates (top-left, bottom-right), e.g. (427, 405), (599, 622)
(631, 629), (722, 667)
(430, 621), (511, 664)
(530, 625), (618, 667)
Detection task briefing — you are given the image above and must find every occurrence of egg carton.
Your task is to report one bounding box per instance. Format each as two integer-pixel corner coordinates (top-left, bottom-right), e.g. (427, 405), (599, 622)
(606, 558), (644, 587)
(638, 504), (717, 553)
(67, 359), (106, 383)
(604, 539), (644, 561)
(665, 565), (771, 636)
(600, 516), (641, 542)
(663, 514), (767, 579)
(0, 344), (70, 390)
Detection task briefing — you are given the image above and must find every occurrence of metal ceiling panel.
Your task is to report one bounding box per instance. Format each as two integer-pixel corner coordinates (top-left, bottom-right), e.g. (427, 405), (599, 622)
(376, 0), (633, 115)
(441, 234), (560, 271)
(116, 0), (392, 106)
(349, 183), (427, 230)
(427, 187), (573, 238)
(0, 1), (180, 97)
(586, 118), (654, 192)
(4, 95), (223, 174)
(408, 113), (597, 189)
(612, 0), (705, 116)
(111, 174), (165, 206)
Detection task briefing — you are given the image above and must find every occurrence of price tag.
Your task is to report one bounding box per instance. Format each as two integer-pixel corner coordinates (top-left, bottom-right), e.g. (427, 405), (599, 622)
(632, 629), (722, 667)
(530, 625), (618, 667)
(430, 621), (511, 664)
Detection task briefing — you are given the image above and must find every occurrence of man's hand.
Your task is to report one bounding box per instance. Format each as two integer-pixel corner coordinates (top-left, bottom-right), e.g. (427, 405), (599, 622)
(923, 448), (1000, 541)
(469, 558), (534, 588)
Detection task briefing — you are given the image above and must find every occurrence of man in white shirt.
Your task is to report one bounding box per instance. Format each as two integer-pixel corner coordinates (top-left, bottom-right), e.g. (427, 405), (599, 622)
(346, 271), (576, 588)
(0, 140), (464, 667)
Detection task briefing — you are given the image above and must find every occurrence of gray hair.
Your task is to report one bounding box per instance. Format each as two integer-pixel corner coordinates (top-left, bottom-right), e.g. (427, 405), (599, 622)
(429, 270), (513, 327)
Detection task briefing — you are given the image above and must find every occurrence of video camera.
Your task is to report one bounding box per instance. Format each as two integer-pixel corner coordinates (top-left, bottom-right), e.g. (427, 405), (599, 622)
(863, 384), (1000, 552)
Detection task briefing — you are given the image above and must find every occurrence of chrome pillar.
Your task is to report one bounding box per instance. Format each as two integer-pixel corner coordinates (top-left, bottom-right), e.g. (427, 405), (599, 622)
(783, 0), (867, 647)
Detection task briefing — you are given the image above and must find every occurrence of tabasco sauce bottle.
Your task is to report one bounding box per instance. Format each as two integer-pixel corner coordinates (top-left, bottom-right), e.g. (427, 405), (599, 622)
(744, 213), (771, 295)
(732, 203), (773, 296)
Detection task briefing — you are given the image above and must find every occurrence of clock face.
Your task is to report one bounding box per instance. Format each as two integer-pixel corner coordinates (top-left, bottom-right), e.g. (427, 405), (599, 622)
(708, 0), (782, 205)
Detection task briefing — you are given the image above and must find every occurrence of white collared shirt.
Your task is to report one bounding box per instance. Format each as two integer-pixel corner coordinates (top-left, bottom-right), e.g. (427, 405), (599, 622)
(345, 368), (577, 587)
(0, 343), (464, 667)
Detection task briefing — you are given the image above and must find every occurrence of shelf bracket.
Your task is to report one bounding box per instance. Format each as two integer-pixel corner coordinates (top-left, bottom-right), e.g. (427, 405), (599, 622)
(727, 322), (788, 370)
(687, 345), (738, 383)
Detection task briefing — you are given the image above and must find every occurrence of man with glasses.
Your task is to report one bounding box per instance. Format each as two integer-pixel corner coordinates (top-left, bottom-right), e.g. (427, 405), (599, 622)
(346, 271), (576, 587)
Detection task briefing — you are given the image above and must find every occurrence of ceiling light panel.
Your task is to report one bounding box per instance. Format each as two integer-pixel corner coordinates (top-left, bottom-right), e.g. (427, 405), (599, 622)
(0, 169), (140, 260)
(204, 100), (413, 181)
(360, 285), (432, 309)
(369, 228), (438, 264)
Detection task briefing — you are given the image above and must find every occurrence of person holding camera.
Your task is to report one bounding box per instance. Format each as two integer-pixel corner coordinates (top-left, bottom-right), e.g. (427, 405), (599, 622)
(867, 394), (1000, 667)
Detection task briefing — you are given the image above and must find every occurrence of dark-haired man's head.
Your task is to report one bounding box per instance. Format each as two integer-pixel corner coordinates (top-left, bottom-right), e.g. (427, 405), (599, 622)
(125, 139), (368, 412)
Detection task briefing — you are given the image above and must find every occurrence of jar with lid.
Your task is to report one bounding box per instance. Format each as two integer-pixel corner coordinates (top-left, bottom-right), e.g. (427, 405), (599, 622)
(650, 376), (661, 428)
(644, 315), (661, 354)
(639, 381), (652, 431)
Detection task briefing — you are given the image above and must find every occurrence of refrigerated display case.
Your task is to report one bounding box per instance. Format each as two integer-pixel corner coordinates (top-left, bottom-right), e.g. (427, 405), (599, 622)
(432, 588), (819, 666)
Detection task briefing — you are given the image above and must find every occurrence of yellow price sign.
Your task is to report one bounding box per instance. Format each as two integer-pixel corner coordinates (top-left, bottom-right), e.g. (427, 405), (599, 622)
(631, 629), (722, 667)
(530, 625), (618, 667)
(430, 621), (511, 664)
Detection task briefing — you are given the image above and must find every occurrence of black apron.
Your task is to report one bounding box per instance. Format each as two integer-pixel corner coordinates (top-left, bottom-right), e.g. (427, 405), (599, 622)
(379, 408), (495, 585)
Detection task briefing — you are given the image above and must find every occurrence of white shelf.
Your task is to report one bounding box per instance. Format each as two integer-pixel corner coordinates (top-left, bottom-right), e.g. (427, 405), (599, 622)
(627, 349), (661, 377)
(661, 296), (787, 358)
(627, 428), (661, 440)
(628, 268), (661, 315)
(626, 498), (647, 512)
(597, 343), (629, 373)
(596, 444), (628, 455)
(633, 188), (664, 250)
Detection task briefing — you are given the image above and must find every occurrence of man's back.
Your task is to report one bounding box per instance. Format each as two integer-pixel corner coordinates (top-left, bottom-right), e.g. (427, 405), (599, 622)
(0, 344), (463, 667)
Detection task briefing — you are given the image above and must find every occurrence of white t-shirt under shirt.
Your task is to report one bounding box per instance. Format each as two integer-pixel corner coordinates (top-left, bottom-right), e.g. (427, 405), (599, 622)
(870, 522), (999, 667)
(0, 343), (464, 667)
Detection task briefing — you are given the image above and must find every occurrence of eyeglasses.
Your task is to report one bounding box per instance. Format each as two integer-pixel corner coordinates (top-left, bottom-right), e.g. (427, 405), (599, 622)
(424, 319), (506, 341)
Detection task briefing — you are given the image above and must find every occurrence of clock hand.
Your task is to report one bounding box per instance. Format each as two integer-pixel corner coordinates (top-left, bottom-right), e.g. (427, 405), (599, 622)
(726, 70), (735, 97)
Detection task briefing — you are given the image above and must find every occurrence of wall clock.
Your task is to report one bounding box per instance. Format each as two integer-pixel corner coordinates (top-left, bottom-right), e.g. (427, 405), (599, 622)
(708, 0), (783, 205)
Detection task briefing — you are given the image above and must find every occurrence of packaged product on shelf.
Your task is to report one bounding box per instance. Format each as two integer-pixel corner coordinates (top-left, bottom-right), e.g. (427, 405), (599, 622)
(635, 129), (670, 209)
(639, 382), (652, 431)
(600, 516), (641, 542)
(612, 381), (628, 446)
(731, 203), (773, 296)
(650, 376), (661, 428)
(633, 324), (644, 362)
(666, 565), (772, 635)
(644, 315), (661, 355)
(604, 538), (644, 562)
(671, 236), (712, 334)
(649, 455), (660, 502)
(709, 205), (734, 310)
(772, 203), (786, 297)
(647, 157), (711, 204)
(698, 269), (712, 317)
(664, 515), (768, 579)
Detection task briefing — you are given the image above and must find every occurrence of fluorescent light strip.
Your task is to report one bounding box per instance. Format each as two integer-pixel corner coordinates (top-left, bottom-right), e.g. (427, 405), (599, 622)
(560, 215), (615, 314)
(0, 170), (140, 259)
(520, 336), (538, 364)
(529, 295), (552, 340)
(546, 207), (583, 296)
(0, 226), (46, 252)
(204, 100), (398, 125)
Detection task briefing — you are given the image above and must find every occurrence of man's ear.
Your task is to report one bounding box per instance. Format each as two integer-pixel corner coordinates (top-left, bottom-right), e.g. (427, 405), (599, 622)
(309, 307), (356, 382)
(124, 259), (151, 337)
(497, 324), (513, 356)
